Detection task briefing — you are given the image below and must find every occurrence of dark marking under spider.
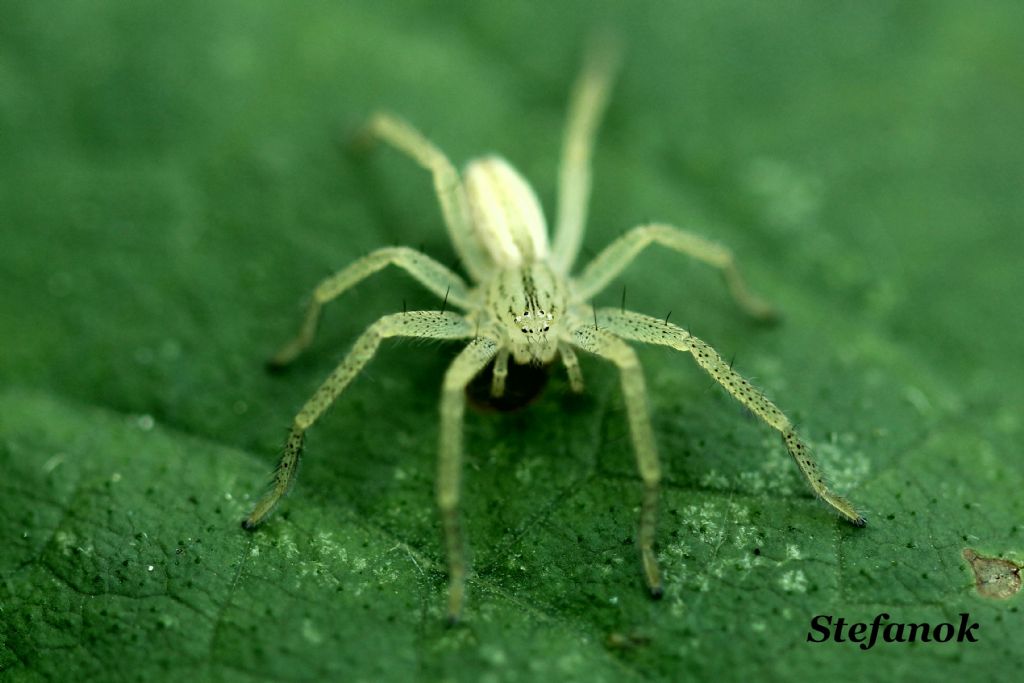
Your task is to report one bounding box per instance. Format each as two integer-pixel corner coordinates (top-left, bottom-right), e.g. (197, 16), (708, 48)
(466, 358), (551, 412)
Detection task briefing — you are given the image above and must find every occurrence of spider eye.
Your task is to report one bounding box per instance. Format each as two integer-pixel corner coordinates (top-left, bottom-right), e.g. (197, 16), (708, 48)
(521, 326), (529, 333)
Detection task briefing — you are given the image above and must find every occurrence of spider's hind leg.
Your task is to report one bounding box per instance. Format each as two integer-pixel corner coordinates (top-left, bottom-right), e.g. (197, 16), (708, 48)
(551, 39), (620, 272)
(356, 112), (492, 282)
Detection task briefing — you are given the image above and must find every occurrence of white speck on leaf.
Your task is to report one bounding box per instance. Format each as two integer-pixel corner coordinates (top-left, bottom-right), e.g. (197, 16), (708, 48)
(779, 569), (807, 593)
(301, 618), (324, 644)
(43, 453), (66, 473)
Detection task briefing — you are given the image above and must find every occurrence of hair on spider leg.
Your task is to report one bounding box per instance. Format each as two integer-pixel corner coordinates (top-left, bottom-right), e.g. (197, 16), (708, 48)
(722, 351), (758, 422)
(440, 284), (451, 315)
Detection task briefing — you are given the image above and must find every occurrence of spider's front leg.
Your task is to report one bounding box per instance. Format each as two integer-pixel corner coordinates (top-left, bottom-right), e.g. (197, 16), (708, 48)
(243, 311), (474, 529)
(593, 308), (866, 526)
(569, 323), (664, 598)
(437, 337), (499, 623)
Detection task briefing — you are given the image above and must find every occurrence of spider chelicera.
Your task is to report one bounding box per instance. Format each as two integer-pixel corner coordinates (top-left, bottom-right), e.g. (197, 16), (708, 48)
(242, 46), (866, 623)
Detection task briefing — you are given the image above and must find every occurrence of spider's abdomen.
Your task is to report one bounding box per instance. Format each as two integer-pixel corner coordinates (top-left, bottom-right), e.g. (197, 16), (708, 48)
(464, 156), (549, 268)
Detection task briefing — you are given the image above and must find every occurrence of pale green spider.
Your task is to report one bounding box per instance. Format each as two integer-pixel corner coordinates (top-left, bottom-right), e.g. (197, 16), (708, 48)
(242, 48), (866, 622)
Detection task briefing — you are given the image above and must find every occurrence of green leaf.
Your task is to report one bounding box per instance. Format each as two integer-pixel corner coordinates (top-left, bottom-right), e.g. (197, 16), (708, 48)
(2, 1), (1022, 681)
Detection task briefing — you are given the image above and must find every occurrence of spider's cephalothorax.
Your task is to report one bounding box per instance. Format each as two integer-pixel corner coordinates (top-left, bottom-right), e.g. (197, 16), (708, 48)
(243, 45), (866, 624)
(486, 263), (566, 366)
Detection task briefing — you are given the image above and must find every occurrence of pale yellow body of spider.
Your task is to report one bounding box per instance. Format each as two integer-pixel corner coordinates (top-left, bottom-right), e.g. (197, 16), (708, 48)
(242, 46), (866, 623)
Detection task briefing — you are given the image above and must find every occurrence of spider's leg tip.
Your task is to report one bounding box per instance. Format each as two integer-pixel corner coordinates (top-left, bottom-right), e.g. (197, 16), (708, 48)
(241, 518), (257, 531)
(444, 613), (461, 628)
(852, 515), (868, 528)
(757, 308), (783, 327)
(348, 128), (378, 157)
(264, 359), (290, 375)
(649, 585), (664, 600)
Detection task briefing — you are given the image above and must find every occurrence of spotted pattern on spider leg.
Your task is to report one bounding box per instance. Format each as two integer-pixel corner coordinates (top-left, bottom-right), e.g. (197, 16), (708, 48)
(688, 339), (864, 528)
(243, 429), (304, 529)
(295, 312), (470, 430)
(244, 311), (476, 531)
(590, 308), (865, 527)
(686, 336), (865, 526)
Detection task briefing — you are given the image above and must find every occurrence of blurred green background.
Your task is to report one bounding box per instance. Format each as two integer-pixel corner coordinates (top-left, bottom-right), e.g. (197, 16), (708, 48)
(1, 1), (1022, 681)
